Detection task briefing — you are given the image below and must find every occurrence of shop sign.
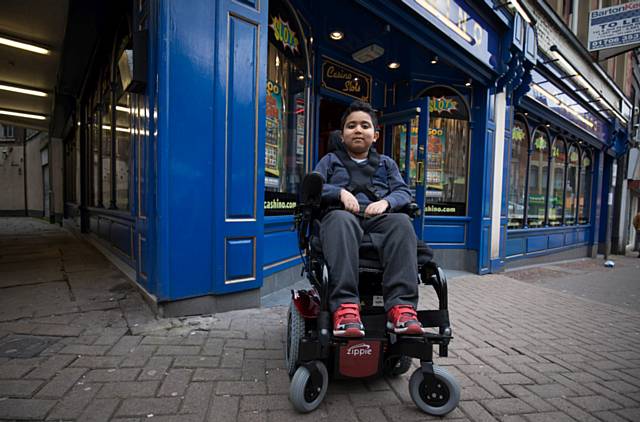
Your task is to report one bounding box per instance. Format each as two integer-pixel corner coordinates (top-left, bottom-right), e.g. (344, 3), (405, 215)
(424, 202), (465, 216)
(270, 15), (300, 54)
(321, 58), (372, 102)
(588, 1), (640, 51)
(429, 97), (458, 114)
(401, 0), (498, 68)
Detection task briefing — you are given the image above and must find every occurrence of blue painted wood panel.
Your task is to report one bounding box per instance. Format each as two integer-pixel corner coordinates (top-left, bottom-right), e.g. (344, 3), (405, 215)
(111, 220), (132, 259)
(264, 230), (299, 266)
(138, 234), (148, 280)
(226, 238), (255, 281)
(565, 231), (577, 245)
(577, 229), (587, 243)
(424, 224), (466, 244)
(548, 233), (564, 249)
(527, 235), (547, 252)
(506, 237), (524, 257)
(226, 16), (258, 219)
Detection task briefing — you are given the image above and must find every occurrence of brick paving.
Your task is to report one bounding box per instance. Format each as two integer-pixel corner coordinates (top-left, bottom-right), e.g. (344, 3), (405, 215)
(1, 217), (639, 421)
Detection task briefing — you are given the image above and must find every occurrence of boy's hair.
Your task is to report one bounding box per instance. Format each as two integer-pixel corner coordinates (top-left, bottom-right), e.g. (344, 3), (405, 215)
(340, 100), (378, 130)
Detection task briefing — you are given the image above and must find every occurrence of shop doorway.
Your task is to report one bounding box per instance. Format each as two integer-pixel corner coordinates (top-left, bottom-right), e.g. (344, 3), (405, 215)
(317, 97), (348, 159)
(317, 97), (386, 160)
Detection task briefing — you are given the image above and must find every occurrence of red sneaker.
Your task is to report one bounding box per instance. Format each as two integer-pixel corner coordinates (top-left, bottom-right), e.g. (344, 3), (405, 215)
(333, 303), (365, 337)
(387, 305), (425, 335)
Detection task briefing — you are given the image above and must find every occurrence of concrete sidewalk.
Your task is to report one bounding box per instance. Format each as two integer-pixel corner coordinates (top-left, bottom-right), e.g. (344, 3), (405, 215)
(1, 217), (639, 421)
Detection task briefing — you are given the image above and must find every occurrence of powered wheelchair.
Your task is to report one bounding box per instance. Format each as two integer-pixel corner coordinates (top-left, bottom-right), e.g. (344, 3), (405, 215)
(285, 172), (460, 415)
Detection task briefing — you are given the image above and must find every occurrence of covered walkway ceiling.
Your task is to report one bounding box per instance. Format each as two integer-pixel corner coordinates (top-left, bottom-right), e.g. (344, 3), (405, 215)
(0, 0), (69, 132)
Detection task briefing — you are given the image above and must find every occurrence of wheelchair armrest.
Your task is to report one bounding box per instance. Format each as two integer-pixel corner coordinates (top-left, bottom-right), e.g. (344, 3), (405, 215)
(420, 261), (448, 311)
(397, 202), (421, 218)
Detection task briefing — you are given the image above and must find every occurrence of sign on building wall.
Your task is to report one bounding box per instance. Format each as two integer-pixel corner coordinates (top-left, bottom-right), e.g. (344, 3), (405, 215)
(588, 1), (640, 51)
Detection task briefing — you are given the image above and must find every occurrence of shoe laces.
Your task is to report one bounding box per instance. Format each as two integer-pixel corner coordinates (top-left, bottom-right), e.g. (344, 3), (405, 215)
(335, 304), (362, 324)
(389, 305), (418, 324)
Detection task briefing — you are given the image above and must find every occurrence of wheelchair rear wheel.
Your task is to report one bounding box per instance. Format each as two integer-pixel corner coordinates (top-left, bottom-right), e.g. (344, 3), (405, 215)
(409, 365), (460, 416)
(286, 301), (305, 377)
(289, 361), (328, 413)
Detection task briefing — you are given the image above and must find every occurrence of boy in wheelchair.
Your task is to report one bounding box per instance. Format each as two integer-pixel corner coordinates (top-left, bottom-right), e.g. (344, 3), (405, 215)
(313, 100), (425, 337)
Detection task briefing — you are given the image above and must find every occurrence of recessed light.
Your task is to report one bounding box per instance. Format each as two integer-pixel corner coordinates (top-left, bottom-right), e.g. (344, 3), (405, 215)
(0, 35), (50, 55)
(329, 31), (344, 41)
(0, 109), (47, 120)
(387, 62), (400, 69)
(297, 74), (305, 80)
(465, 78), (472, 86)
(0, 83), (47, 97)
(430, 56), (438, 64)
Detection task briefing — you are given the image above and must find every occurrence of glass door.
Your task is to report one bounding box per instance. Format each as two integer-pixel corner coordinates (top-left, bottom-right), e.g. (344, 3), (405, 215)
(379, 98), (429, 238)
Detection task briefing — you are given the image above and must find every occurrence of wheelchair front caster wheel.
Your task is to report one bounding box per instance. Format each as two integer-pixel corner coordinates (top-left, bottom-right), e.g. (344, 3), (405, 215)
(409, 366), (460, 416)
(289, 361), (328, 413)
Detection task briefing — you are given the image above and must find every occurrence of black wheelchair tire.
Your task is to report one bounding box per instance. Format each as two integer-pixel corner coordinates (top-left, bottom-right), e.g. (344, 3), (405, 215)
(286, 301), (305, 377)
(289, 361), (329, 413)
(409, 365), (460, 416)
(384, 355), (413, 377)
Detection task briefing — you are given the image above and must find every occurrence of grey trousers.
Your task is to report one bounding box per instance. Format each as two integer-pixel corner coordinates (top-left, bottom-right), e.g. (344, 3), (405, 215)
(319, 210), (419, 313)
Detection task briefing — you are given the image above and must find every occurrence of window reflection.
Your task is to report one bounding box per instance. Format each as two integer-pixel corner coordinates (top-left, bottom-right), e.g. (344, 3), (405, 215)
(508, 119), (528, 228)
(527, 128), (549, 227)
(547, 138), (566, 226)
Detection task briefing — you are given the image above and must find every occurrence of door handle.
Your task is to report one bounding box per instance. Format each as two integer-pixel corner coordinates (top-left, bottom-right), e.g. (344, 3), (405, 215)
(416, 161), (424, 186)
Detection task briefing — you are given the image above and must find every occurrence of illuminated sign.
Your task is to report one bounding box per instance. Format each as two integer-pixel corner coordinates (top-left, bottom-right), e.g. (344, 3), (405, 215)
(270, 15), (300, 54)
(401, 0), (497, 67)
(321, 58), (372, 102)
(429, 97), (458, 114)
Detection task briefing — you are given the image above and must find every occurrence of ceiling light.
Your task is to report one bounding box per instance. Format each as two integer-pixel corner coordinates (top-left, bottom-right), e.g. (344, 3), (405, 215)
(387, 62), (400, 69)
(430, 56), (438, 64)
(297, 74), (305, 80)
(0, 83), (48, 97)
(0, 35), (50, 55)
(465, 79), (472, 87)
(329, 31), (344, 41)
(352, 44), (384, 63)
(0, 109), (47, 120)
(115, 105), (130, 113)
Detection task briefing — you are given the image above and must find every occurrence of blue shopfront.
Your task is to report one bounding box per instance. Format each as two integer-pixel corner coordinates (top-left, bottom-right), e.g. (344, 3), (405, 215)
(62, 0), (539, 315)
(503, 52), (629, 265)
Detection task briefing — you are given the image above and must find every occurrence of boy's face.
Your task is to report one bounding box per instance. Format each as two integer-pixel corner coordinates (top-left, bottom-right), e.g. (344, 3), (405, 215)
(342, 110), (378, 157)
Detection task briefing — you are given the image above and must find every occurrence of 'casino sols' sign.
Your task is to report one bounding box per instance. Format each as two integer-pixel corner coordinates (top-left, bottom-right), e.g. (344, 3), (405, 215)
(321, 57), (372, 102)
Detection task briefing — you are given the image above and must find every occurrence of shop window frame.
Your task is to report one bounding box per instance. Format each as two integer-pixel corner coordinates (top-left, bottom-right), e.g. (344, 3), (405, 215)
(547, 135), (567, 227)
(508, 113), (531, 229)
(416, 85), (472, 217)
(564, 142), (580, 225)
(263, 0), (312, 217)
(577, 148), (593, 225)
(526, 124), (552, 228)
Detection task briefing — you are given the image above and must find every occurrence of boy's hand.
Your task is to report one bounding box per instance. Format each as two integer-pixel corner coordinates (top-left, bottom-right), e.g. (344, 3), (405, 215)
(364, 200), (389, 217)
(340, 189), (360, 213)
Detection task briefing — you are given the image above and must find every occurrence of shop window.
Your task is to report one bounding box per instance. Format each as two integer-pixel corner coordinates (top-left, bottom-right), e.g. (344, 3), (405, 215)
(114, 69), (131, 210)
(565, 145), (579, 225)
(92, 108), (100, 207)
(527, 127), (549, 227)
(578, 150), (592, 224)
(423, 87), (470, 216)
(264, 0), (308, 216)
(547, 137), (566, 226)
(392, 118), (419, 188)
(508, 119), (529, 228)
(102, 93), (112, 208)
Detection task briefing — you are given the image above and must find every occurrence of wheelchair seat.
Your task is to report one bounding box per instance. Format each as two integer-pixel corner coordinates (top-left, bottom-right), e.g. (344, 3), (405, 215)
(309, 230), (434, 270)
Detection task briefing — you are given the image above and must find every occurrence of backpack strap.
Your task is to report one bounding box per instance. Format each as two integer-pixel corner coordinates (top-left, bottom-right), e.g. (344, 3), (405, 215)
(333, 148), (382, 201)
